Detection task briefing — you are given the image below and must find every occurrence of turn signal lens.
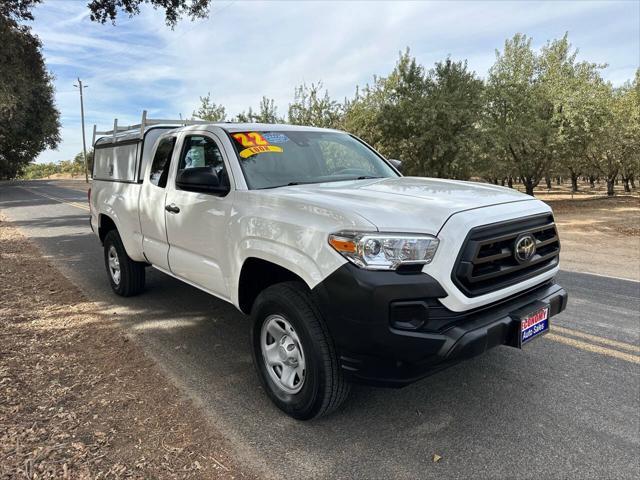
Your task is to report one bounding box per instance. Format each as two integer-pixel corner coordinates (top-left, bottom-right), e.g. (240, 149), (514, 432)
(328, 232), (439, 270)
(328, 236), (356, 253)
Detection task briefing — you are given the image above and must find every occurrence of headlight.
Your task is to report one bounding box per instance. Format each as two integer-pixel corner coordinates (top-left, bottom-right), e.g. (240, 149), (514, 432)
(328, 231), (439, 270)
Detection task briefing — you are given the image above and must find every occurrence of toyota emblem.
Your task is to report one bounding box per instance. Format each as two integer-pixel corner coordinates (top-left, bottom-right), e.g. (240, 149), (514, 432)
(514, 234), (536, 263)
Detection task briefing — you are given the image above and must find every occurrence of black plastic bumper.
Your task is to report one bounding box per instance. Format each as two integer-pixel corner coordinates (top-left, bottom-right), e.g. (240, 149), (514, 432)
(312, 264), (568, 387)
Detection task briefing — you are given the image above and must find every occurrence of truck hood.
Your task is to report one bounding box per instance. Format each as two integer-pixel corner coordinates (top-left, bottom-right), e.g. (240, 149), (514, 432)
(268, 176), (537, 234)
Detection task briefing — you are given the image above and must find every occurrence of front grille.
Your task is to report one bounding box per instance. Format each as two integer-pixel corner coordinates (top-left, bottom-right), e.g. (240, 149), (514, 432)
(452, 214), (560, 297)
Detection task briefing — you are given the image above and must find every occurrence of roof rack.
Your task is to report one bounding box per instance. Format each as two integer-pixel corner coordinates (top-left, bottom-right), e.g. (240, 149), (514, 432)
(92, 110), (212, 146)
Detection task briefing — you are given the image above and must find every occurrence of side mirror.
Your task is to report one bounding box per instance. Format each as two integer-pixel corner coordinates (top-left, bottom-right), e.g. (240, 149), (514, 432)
(175, 167), (229, 195)
(389, 159), (403, 172)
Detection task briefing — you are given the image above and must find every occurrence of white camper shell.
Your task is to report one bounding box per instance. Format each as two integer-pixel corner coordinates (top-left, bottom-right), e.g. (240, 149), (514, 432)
(91, 111), (210, 183)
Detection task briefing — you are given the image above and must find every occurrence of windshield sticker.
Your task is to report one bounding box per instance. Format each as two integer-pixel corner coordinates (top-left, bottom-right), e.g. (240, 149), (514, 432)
(233, 132), (269, 148)
(233, 132), (284, 158)
(239, 145), (283, 158)
(262, 132), (289, 144)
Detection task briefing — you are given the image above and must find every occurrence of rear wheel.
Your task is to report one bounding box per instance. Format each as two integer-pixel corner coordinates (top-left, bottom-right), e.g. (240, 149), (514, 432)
(103, 229), (145, 297)
(251, 282), (350, 420)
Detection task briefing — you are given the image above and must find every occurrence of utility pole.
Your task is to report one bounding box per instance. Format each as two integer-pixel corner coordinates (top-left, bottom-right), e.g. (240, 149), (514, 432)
(74, 78), (89, 183)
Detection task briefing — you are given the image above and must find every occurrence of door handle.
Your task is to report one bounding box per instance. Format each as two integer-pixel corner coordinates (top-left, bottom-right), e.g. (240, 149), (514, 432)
(165, 204), (180, 214)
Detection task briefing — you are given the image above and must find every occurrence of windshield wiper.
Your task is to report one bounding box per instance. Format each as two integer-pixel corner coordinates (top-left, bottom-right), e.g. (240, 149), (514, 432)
(257, 181), (314, 190)
(257, 177), (382, 190)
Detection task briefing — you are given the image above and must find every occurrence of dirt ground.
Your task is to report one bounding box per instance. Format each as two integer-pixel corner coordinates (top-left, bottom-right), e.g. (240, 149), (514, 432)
(0, 218), (254, 479)
(544, 195), (640, 281)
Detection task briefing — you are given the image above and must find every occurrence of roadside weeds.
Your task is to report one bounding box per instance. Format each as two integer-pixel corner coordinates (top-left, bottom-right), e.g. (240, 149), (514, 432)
(0, 217), (255, 479)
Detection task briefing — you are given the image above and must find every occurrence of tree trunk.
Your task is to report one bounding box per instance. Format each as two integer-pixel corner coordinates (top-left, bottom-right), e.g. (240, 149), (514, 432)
(607, 178), (615, 196)
(556, 176), (561, 185)
(524, 178), (535, 196)
(501, 178), (506, 186)
(508, 176), (513, 189)
(631, 175), (636, 189)
(571, 174), (579, 193)
(545, 176), (552, 190)
(589, 175), (596, 188)
(623, 177), (631, 193)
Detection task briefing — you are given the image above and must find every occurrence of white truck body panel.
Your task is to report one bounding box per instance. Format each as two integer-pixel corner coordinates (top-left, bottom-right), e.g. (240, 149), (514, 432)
(93, 142), (139, 182)
(90, 122), (559, 313)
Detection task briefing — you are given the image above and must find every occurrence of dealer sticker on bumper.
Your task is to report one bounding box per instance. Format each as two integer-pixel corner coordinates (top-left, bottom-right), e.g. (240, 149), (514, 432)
(520, 306), (550, 346)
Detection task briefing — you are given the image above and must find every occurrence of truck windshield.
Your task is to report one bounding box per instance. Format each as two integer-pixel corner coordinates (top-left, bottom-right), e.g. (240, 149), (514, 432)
(229, 130), (399, 190)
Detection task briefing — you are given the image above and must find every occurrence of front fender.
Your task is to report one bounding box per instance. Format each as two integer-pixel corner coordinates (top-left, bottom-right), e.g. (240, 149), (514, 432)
(229, 238), (347, 308)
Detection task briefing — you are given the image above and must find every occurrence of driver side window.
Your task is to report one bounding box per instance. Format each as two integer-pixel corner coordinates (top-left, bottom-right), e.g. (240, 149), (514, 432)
(178, 135), (229, 186)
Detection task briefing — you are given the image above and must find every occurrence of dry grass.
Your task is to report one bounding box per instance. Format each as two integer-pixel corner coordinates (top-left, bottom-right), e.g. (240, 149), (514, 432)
(0, 218), (254, 480)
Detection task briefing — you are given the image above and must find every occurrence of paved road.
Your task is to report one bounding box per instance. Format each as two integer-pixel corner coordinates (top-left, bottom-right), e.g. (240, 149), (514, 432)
(1, 180), (639, 479)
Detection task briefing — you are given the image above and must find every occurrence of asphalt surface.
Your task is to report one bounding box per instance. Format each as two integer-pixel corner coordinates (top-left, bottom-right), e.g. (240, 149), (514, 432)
(1, 179), (639, 480)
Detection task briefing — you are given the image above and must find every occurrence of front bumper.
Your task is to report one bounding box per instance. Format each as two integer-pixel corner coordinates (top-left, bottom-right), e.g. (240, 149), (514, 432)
(312, 264), (568, 387)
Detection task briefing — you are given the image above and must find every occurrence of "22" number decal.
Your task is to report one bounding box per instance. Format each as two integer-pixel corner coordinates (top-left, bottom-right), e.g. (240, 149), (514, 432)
(233, 132), (269, 147)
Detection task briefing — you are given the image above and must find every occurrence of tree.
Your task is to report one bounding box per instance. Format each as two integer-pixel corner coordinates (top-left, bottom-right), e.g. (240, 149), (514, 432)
(88, 0), (211, 26)
(344, 50), (484, 179)
(537, 34), (607, 193)
(484, 34), (560, 196)
(0, 1), (41, 21)
(419, 58), (484, 179)
(192, 93), (226, 121)
(618, 71), (640, 192)
(235, 96), (281, 123)
(288, 82), (343, 128)
(254, 97), (281, 123)
(75, 150), (95, 176)
(344, 50), (430, 171)
(0, 15), (60, 179)
(2, 1), (212, 27)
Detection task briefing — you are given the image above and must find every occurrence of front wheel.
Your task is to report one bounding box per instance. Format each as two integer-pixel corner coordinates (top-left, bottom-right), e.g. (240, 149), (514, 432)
(103, 229), (145, 297)
(251, 282), (350, 420)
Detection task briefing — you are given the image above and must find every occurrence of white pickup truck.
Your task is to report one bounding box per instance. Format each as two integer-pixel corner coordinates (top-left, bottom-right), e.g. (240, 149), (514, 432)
(89, 113), (567, 419)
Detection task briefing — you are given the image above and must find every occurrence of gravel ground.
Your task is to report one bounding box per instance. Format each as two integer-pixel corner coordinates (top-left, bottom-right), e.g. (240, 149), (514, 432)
(0, 217), (255, 480)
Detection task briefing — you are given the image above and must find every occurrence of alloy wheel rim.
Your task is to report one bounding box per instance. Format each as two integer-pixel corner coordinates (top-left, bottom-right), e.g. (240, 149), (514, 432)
(260, 314), (306, 394)
(107, 245), (121, 285)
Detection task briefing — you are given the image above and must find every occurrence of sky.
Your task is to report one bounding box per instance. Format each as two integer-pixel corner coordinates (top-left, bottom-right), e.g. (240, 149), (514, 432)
(29, 0), (640, 163)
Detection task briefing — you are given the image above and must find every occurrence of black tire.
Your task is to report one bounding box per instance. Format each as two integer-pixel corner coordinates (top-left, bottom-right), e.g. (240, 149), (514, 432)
(103, 229), (145, 297)
(251, 282), (350, 420)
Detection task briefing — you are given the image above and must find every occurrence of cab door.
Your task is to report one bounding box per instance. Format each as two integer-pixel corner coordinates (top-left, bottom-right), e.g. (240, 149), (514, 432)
(139, 135), (177, 270)
(164, 132), (233, 300)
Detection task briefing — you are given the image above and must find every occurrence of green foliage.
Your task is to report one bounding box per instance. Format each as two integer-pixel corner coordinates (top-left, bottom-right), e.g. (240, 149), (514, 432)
(20, 162), (59, 180)
(19, 151), (90, 180)
(74, 149), (95, 175)
(192, 92), (226, 121)
(619, 71), (640, 189)
(586, 75), (640, 195)
(0, 0), (41, 21)
(343, 50), (484, 179)
(1, 0), (212, 27)
(88, 0), (211, 27)
(235, 96), (282, 123)
(0, 15), (60, 179)
(483, 34), (558, 195)
(288, 82), (343, 129)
